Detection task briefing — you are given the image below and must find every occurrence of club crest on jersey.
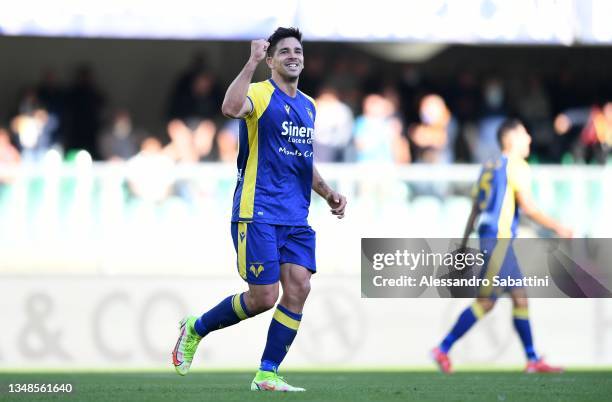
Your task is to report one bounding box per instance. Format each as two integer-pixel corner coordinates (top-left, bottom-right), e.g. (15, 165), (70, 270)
(305, 107), (313, 121)
(284, 104), (290, 115)
(249, 264), (265, 278)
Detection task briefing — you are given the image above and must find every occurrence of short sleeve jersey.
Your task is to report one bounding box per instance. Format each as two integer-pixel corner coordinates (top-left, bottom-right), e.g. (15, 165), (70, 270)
(473, 155), (532, 238)
(231, 79), (317, 226)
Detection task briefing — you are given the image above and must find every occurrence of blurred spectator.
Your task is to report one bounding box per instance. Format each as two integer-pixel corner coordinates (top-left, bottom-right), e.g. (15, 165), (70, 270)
(516, 75), (554, 161)
(554, 102), (612, 164)
(216, 119), (240, 163)
(163, 118), (214, 202)
(98, 110), (146, 161)
(126, 137), (174, 203)
(397, 64), (425, 124)
(298, 52), (325, 98)
(193, 119), (216, 161)
(164, 118), (216, 163)
(448, 71), (479, 124)
(36, 68), (65, 147)
(353, 57), (383, 96)
(409, 94), (458, 198)
(164, 119), (199, 163)
(354, 94), (407, 164)
(313, 87), (354, 162)
(474, 77), (507, 163)
(409, 94), (457, 164)
(167, 52), (209, 116)
(64, 65), (105, 159)
(447, 71), (479, 162)
(168, 70), (222, 121)
(10, 96), (59, 163)
(327, 57), (362, 111)
(0, 127), (19, 162)
(0, 126), (20, 184)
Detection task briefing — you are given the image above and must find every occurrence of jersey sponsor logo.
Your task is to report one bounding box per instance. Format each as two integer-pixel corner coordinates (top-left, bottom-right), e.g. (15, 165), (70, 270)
(280, 121), (314, 144)
(278, 146), (313, 158)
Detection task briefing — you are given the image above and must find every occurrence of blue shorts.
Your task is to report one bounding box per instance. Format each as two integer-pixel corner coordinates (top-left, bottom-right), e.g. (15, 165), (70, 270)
(230, 222), (316, 285)
(478, 238), (524, 298)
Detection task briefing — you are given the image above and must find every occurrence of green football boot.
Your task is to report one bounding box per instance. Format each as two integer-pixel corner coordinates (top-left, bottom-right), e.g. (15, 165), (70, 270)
(172, 316), (202, 376)
(250, 369), (305, 392)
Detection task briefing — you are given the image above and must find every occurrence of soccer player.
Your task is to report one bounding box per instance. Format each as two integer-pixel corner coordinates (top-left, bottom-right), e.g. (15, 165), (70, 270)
(432, 118), (572, 373)
(171, 27), (347, 392)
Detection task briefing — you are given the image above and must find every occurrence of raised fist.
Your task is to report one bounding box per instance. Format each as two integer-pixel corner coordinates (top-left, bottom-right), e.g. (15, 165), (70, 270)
(250, 39), (270, 63)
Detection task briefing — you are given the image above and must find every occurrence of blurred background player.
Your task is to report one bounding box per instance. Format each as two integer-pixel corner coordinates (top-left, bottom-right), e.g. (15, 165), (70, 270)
(431, 118), (573, 373)
(171, 27), (347, 392)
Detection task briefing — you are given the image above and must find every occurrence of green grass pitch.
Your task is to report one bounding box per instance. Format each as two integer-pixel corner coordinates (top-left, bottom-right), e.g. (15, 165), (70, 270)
(1, 371), (611, 401)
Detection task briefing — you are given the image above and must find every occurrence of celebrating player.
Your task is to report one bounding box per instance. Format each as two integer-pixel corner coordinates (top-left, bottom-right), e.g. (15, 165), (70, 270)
(172, 27), (347, 392)
(432, 118), (572, 373)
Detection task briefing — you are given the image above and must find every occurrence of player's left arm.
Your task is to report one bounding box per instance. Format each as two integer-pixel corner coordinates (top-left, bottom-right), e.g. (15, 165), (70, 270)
(312, 166), (347, 219)
(512, 160), (573, 238)
(516, 191), (572, 238)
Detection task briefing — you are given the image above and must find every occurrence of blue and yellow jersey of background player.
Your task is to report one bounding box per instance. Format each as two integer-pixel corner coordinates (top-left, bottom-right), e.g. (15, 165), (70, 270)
(461, 119), (573, 296)
(431, 119), (572, 374)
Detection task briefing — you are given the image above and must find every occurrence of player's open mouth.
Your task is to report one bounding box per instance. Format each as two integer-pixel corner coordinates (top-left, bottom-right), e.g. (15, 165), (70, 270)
(285, 63), (299, 68)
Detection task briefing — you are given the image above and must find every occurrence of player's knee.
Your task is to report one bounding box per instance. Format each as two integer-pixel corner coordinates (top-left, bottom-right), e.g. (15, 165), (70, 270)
(254, 292), (279, 313)
(297, 280), (311, 301)
(477, 298), (495, 312)
(513, 297), (528, 309)
(247, 289), (279, 314)
(286, 279), (311, 304)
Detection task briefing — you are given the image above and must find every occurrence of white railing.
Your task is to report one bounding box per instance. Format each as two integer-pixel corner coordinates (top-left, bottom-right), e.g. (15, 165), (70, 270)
(0, 163), (609, 275)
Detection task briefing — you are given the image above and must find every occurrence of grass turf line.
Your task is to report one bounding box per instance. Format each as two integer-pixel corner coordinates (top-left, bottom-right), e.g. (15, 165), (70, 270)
(0, 372), (610, 402)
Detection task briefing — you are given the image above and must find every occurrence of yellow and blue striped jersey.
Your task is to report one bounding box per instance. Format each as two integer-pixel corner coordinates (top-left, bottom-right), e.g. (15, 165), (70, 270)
(474, 155), (532, 238)
(231, 79), (317, 225)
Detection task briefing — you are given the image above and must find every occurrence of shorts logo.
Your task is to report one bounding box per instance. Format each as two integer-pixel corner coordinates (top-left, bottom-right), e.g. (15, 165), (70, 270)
(250, 264), (265, 278)
(284, 104), (290, 115)
(239, 232), (246, 242)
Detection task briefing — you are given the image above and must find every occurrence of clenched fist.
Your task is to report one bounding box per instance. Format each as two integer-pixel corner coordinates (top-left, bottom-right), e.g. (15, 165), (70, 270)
(249, 39), (270, 63)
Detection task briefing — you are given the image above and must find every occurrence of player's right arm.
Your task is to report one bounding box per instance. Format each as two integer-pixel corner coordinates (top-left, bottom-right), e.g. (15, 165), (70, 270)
(460, 168), (487, 250)
(221, 39), (269, 119)
(460, 200), (479, 250)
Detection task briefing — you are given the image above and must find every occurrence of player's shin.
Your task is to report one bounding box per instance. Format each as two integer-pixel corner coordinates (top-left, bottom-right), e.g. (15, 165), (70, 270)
(439, 302), (486, 352)
(194, 293), (253, 337)
(259, 304), (302, 372)
(512, 306), (538, 361)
